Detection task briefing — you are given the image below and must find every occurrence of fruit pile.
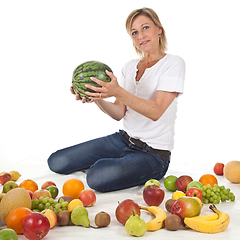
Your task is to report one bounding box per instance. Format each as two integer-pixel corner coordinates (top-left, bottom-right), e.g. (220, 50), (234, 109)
(0, 160), (239, 238)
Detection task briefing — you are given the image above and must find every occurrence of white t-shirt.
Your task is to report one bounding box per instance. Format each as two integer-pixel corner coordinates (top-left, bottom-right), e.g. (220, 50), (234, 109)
(118, 54), (185, 151)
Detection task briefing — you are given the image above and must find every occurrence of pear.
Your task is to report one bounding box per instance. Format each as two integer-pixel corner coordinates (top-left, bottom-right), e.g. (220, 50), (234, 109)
(71, 206), (90, 228)
(125, 211), (147, 237)
(2, 181), (18, 193)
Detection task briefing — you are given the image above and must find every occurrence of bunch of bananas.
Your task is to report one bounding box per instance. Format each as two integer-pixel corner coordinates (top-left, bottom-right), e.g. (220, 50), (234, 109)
(184, 204), (230, 234)
(140, 206), (167, 231)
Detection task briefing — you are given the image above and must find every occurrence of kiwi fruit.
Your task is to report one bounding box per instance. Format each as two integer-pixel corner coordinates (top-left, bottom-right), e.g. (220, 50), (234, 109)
(95, 211), (111, 227)
(165, 199), (176, 212)
(165, 214), (182, 231)
(57, 210), (70, 226)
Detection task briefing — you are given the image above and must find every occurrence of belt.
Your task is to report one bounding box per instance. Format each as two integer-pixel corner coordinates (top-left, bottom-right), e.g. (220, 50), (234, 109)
(121, 131), (171, 160)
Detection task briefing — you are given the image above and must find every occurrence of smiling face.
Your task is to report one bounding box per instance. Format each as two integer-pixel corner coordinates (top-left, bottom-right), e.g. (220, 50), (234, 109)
(130, 14), (162, 56)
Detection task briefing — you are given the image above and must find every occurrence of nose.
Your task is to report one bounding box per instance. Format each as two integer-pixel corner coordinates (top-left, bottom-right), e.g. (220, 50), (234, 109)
(138, 31), (145, 40)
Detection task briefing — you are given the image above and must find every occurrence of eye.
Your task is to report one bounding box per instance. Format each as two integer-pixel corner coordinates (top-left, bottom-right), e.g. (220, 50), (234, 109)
(131, 31), (137, 36)
(143, 26), (149, 30)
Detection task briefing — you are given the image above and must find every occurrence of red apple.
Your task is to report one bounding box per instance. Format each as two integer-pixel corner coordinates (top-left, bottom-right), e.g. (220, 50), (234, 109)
(185, 187), (202, 200)
(115, 199), (141, 225)
(143, 185), (165, 206)
(41, 181), (56, 189)
(22, 212), (50, 239)
(79, 189), (96, 207)
(213, 162), (224, 175)
(0, 172), (12, 185)
(171, 196), (201, 222)
(27, 190), (33, 199)
(32, 189), (51, 199)
(41, 209), (57, 229)
(175, 175), (193, 193)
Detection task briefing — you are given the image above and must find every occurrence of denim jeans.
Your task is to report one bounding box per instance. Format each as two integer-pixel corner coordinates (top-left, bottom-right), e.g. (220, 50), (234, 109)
(47, 130), (170, 192)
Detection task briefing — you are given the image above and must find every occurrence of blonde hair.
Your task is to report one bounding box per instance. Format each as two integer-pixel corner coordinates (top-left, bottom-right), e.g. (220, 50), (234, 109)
(125, 7), (167, 56)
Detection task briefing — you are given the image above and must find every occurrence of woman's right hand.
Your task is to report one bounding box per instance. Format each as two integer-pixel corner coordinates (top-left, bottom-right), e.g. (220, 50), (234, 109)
(70, 86), (92, 103)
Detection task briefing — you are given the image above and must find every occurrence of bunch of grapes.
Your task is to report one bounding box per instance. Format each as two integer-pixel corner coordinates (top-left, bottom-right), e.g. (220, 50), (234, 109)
(31, 196), (69, 215)
(201, 184), (235, 204)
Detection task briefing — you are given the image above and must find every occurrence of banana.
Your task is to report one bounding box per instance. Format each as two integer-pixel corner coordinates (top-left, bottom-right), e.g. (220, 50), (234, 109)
(185, 213), (219, 228)
(0, 193), (6, 202)
(140, 206), (167, 231)
(184, 204), (230, 234)
(9, 171), (21, 181)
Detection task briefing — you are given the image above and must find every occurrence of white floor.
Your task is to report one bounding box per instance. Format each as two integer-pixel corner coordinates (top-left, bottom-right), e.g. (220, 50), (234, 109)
(1, 154), (240, 240)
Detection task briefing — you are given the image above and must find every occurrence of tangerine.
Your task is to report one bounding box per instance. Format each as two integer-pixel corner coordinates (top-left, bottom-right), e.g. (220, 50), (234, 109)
(6, 207), (32, 234)
(199, 174), (218, 188)
(62, 178), (84, 199)
(19, 179), (38, 193)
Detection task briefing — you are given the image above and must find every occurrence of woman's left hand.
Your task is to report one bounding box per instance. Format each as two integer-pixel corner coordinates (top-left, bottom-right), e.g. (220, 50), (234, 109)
(85, 70), (120, 100)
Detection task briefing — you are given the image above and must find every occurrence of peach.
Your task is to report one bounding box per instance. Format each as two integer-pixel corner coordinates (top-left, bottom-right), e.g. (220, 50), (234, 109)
(32, 189), (51, 199)
(41, 209), (57, 229)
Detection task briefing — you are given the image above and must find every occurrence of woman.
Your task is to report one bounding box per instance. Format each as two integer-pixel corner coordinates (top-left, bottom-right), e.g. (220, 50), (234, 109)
(48, 7), (185, 192)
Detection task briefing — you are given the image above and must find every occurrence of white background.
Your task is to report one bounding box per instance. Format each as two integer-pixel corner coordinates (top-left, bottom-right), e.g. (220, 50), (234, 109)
(1, 0), (239, 169)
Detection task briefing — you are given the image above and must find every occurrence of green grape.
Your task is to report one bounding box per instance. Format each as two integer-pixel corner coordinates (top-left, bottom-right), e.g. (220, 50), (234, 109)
(59, 198), (64, 204)
(49, 206), (54, 211)
(33, 199), (40, 205)
(49, 198), (54, 204)
(220, 186), (225, 191)
(42, 198), (48, 204)
(56, 209), (62, 214)
(38, 203), (44, 210)
(55, 203), (61, 210)
(207, 184), (212, 189)
(53, 208), (58, 214)
(39, 196), (44, 203)
(45, 202), (51, 208)
(230, 195), (235, 201)
(206, 189), (212, 195)
(204, 198), (209, 204)
(223, 189), (228, 195)
(61, 201), (68, 208)
(202, 186), (207, 191)
(31, 202), (37, 210)
(213, 195), (218, 200)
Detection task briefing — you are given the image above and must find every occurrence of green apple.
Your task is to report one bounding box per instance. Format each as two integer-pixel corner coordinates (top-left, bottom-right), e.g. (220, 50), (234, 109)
(186, 181), (203, 190)
(0, 228), (18, 240)
(164, 175), (178, 191)
(46, 186), (59, 199)
(2, 181), (18, 193)
(144, 179), (161, 188)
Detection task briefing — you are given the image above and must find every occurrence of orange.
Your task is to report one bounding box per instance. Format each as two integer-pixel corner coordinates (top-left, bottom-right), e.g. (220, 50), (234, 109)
(6, 207), (32, 234)
(199, 174), (218, 188)
(62, 178), (84, 199)
(19, 179), (38, 192)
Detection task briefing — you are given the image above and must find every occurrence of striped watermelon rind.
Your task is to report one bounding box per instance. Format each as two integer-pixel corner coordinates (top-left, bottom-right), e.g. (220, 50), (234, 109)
(72, 61), (112, 99)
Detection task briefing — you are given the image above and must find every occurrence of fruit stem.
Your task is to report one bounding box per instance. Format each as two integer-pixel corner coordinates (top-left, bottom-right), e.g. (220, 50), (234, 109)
(209, 204), (220, 214)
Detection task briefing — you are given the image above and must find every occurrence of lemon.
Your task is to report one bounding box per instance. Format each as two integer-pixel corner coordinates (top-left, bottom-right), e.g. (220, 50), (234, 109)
(68, 199), (83, 212)
(172, 190), (186, 200)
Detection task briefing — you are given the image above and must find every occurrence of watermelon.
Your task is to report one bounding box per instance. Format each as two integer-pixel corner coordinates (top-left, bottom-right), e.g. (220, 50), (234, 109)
(72, 61), (112, 99)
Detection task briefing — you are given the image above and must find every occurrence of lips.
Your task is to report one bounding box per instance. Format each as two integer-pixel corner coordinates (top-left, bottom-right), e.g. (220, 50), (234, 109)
(140, 40), (149, 45)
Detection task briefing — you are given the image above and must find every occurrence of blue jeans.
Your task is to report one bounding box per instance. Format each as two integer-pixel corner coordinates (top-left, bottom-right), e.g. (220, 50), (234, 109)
(47, 130), (170, 192)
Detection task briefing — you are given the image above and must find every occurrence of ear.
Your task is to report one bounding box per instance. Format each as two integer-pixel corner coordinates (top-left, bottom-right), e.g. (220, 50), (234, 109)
(158, 27), (163, 35)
